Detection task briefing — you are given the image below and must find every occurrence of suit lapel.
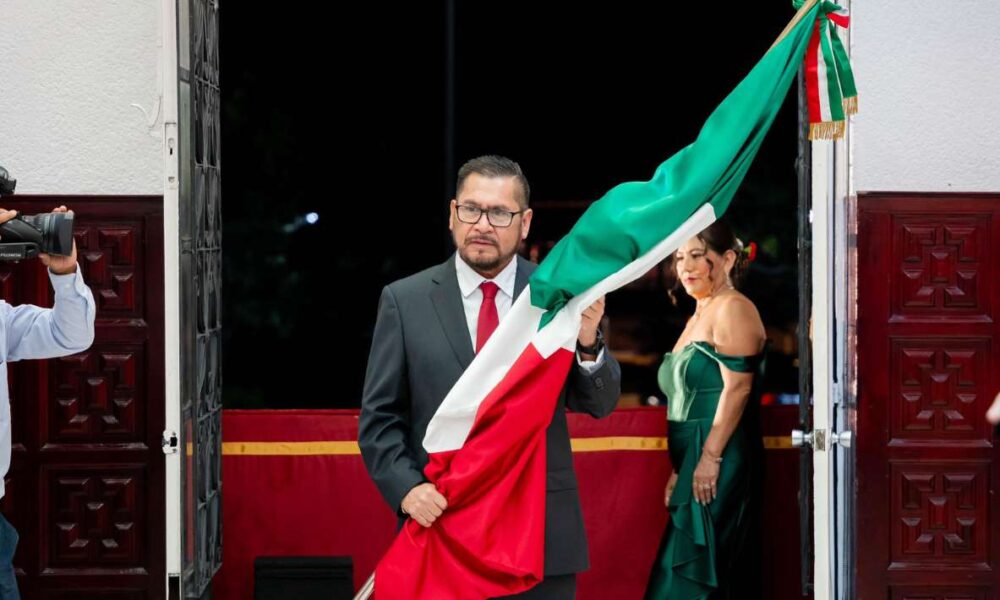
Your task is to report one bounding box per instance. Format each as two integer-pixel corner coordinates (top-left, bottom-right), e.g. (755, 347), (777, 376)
(431, 256), (475, 370)
(514, 256), (534, 301)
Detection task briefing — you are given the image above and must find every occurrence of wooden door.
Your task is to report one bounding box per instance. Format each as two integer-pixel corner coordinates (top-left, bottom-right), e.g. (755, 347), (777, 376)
(2, 197), (165, 599)
(856, 193), (1000, 599)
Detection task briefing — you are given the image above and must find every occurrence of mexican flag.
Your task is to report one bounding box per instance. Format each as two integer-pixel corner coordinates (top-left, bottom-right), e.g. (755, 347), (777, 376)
(369, 1), (855, 598)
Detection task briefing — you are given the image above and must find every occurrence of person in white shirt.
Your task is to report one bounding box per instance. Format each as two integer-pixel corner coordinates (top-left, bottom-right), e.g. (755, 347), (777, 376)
(0, 205), (96, 600)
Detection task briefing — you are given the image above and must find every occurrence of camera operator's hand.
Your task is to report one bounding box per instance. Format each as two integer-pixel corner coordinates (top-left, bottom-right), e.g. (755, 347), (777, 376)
(0, 208), (18, 228)
(39, 206), (78, 275)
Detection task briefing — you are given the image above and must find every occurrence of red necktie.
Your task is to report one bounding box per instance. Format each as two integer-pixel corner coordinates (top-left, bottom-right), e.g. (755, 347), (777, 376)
(476, 281), (500, 354)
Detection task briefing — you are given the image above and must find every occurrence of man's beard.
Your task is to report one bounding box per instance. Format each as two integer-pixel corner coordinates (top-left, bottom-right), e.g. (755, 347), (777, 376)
(459, 234), (516, 273)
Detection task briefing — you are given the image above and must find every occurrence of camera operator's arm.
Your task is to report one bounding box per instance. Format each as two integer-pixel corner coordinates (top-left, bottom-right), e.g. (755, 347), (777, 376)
(1, 207), (96, 361)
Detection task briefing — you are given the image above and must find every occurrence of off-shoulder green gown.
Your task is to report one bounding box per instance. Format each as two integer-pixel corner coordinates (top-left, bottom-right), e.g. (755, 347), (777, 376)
(645, 342), (765, 599)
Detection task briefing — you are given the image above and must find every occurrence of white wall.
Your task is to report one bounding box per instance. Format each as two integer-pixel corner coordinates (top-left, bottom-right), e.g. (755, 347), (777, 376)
(0, 1), (162, 195)
(851, 0), (1000, 193)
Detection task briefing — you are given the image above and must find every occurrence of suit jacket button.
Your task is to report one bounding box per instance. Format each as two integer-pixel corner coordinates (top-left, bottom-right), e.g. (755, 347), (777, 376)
(594, 377), (604, 389)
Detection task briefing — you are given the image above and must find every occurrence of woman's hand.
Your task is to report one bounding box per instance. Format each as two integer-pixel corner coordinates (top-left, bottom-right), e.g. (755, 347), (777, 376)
(664, 472), (679, 507)
(692, 453), (720, 505)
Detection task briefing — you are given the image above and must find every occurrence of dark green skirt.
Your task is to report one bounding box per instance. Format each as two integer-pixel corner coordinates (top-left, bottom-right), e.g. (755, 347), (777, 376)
(645, 417), (762, 600)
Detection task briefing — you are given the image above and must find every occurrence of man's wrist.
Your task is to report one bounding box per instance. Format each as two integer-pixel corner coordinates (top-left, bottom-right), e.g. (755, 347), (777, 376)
(577, 328), (605, 355)
(49, 263), (77, 276)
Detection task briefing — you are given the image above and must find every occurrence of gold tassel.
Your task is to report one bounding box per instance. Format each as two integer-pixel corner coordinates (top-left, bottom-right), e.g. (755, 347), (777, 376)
(809, 122), (830, 140)
(843, 95), (858, 116)
(808, 120), (847, 141)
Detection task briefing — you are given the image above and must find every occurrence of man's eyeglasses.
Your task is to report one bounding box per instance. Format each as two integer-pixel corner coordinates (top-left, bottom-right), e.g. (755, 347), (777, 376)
(455, 204), (525, 228)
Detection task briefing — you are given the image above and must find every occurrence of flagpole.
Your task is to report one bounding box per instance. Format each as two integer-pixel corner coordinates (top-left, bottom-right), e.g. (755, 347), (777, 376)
(353, 574), (375, 600)
(770, 0), (819, 50)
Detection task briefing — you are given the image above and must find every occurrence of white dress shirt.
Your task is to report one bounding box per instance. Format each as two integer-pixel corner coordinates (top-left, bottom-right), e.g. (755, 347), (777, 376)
(454, 254), (604, 371)
(0, 267), (96, 498)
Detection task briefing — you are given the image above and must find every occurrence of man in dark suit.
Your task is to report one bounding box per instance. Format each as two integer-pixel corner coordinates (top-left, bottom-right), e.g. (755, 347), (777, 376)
(359, 155), (620, 599)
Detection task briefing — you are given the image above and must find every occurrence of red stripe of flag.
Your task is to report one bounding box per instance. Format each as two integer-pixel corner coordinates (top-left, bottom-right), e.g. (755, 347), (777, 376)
(376, 346), (576, 600)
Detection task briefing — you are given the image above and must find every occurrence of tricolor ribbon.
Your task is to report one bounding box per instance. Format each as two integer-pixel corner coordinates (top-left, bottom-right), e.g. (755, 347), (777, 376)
(794, 0), (859, 139)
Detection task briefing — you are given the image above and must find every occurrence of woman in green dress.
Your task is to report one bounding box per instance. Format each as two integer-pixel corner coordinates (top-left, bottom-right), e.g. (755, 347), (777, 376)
(645, 221), (767, 599)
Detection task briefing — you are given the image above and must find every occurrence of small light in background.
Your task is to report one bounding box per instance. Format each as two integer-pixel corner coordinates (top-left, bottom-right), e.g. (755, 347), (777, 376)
(283, 212), (321, 233)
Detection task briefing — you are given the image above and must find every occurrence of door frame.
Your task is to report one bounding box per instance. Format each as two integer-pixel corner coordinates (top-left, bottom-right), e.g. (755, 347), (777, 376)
(162, 0), (183, 597)
(809, 114), (856, 600)
(808, 0), (856, 595)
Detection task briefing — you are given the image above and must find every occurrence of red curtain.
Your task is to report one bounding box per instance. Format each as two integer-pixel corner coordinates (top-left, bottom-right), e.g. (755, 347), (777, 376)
(213, 406), (802, 600)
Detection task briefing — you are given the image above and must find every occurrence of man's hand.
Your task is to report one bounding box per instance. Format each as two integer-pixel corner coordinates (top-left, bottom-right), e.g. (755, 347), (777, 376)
(577, 296), (605, 358)
(401, 483), (448, 528)
(38, 206), (78, 275)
